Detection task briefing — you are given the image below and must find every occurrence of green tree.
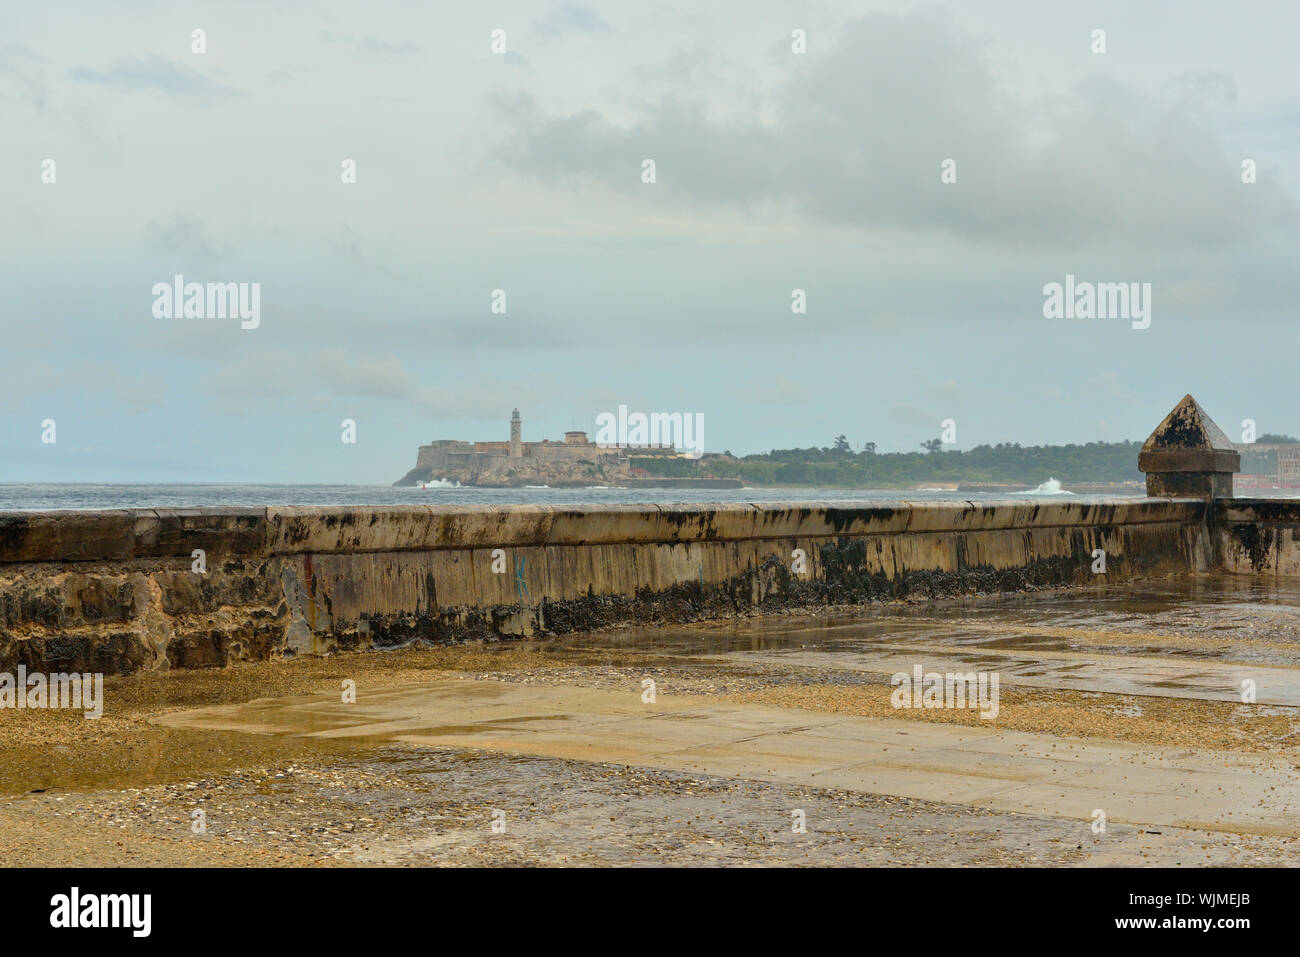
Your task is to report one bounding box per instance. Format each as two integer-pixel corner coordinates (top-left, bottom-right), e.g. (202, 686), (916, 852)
(775, 462), (812, 484)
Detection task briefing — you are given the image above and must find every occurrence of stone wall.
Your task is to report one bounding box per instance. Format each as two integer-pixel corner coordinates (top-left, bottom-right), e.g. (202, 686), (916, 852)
(0, 498), (1235, 673)
(1213, 500), (1300, 577)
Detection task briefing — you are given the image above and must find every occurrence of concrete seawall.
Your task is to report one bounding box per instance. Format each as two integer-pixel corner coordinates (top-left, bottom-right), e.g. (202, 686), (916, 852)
(1214, 500), (1300, 577)
(0, 498), (1252, 673)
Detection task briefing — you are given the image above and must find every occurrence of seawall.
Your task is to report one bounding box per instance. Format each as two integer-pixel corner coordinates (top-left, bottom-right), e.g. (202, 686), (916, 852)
(1214, 500), (1300, 577)
(0, 498), (1274, 673)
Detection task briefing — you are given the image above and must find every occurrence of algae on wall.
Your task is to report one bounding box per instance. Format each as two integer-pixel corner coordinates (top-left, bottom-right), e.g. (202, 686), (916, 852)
(0, 500), (1215, 674)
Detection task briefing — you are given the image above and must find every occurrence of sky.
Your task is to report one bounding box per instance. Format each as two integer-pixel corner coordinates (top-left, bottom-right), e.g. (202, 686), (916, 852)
(1, 0), (1298, 483)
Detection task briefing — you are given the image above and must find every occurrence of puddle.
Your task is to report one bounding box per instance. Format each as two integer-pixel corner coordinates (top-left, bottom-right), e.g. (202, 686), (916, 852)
(521, 577), (1300, 705)
(4, 574), (1300, 866)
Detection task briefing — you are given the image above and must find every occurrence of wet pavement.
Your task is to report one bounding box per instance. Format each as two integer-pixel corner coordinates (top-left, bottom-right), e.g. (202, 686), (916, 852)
(8, 747), (1291, 867)
(154, 678), (1300, 838)
(3, 575), (1300, 866)
(546, 576), (1300, 662)
(539, 576), (1300, 702)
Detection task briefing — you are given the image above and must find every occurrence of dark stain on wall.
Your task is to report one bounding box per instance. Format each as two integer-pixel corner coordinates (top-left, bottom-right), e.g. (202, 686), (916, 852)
(1230, 523), (1275, 571)
(0, 502), (1240, 673)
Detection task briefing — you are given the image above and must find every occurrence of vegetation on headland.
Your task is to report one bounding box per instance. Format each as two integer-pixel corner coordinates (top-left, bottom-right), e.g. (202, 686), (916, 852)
(631, 438), (1147, 488)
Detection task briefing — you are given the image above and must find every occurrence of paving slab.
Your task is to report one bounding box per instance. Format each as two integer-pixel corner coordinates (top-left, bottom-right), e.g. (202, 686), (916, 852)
(717, 645), (1300, 705)
(154, 678), (1300, 837)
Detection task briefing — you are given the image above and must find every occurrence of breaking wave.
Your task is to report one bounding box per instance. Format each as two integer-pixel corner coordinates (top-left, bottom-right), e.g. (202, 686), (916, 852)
(1020, 478), (1073, 496)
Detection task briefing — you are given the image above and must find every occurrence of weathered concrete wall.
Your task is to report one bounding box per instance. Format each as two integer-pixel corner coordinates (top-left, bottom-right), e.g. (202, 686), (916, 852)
(0, 500), (1219, 673)
(1213, 500), (1300, 577)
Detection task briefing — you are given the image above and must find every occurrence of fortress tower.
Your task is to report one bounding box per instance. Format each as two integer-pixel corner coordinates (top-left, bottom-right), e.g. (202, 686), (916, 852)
(509, 408), (522, 458)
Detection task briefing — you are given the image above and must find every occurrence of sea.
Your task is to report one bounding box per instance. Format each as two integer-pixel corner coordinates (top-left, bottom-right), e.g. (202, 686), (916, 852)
(0, 478), (1133, 511)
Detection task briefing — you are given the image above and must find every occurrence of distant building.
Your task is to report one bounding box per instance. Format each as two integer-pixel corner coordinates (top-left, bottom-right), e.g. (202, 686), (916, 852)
(1233, 442), (1300, 488)
(413, 410), (629, 478)
(1281, 446), (1300, 484)
(397, 409), (741, 489)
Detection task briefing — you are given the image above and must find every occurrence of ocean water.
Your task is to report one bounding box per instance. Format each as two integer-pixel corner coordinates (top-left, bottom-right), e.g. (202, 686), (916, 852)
(0, 481), (1132, 511)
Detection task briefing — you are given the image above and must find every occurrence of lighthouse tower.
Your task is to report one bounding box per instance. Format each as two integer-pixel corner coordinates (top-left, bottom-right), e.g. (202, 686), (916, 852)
(509, 408), (522, 458)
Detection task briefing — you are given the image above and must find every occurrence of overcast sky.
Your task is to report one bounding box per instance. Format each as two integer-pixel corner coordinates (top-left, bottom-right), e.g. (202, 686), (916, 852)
(2, 0), (1298, 482)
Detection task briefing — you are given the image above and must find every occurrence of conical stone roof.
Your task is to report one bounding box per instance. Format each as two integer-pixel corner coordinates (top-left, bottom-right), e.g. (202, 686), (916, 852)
(1138, 395), (1240, 474)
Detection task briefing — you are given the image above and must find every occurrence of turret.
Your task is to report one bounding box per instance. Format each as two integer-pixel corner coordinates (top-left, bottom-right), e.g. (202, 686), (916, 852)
(1139, 395), (1239, 499)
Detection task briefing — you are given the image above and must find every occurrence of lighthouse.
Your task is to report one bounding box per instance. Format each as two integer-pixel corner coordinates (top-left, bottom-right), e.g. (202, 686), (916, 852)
(509, 408), (522, 458)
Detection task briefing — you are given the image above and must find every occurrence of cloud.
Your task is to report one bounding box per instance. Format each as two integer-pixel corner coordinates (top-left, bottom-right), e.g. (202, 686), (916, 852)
(204, 348), (556, 418)
(0, 361), (165, 414)
(144, 214), (231, 263)
(3, 0), (1299, 475)
(496, 10), (1299, 252)
(206, 349), (408, 402)
(68, 55), (239, 101)
(0, 44), (48, 111)
(320, 31), (418, 57)
(533, 5), (611, 37)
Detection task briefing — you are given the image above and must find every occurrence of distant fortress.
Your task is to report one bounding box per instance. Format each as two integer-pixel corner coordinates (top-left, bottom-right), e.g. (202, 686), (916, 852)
(394, 409), (731, 488)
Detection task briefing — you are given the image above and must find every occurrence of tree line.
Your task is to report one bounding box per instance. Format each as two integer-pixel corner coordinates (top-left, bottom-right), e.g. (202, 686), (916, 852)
(632, 439), (1147, 487)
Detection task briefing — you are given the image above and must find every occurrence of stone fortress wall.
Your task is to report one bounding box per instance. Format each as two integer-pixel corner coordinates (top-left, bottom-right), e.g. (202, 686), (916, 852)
(3, 394), (1296, 674)
(411, 410), (633, 483)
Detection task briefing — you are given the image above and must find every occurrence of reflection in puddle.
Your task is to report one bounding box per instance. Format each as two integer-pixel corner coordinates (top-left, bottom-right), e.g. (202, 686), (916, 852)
(512, 576), (1300, 705)
(537, 576), (1300, 660)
